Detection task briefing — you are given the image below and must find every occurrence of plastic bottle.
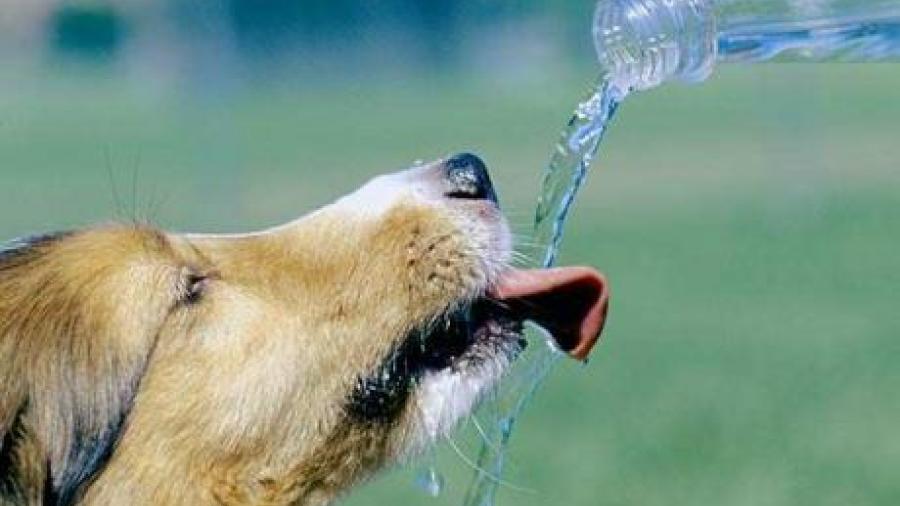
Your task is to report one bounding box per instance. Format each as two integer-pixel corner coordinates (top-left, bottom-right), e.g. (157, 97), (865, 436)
(593, 0), (900, 91)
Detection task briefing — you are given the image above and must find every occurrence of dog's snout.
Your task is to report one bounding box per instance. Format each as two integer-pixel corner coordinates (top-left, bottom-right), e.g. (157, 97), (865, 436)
(444, 153), (498, 205)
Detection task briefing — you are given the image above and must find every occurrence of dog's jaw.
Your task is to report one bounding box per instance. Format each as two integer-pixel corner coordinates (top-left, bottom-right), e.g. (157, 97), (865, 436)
(406, 340), (517, 449)
(330, 162), (521, 456)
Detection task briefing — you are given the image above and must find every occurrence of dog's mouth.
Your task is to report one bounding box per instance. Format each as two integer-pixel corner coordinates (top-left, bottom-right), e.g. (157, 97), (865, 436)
(348, 267), (609, 423)
(487, 267), (609, 360)
(413, 266), (609, 369)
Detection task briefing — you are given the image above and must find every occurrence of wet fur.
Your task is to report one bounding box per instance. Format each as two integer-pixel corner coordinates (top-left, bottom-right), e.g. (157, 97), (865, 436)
(0, 164), (510, 506)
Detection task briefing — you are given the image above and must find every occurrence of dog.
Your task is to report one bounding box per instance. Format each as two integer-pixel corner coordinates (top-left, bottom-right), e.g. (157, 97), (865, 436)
(0, 154), (609, 506)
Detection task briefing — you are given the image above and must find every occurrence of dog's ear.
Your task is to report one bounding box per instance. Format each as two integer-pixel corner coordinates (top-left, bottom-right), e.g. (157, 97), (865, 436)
(0, 229), (172, 505)
(0, 402), (28, 503)
(0, 234), (64, 441)
(1, 234), (64, 502)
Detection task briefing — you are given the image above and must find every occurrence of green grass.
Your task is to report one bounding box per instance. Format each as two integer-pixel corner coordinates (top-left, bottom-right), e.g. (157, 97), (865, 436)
(1, 64), (899, 505)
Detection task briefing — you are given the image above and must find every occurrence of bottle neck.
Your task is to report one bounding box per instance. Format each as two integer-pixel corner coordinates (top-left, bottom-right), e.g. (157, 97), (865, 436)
(593, 0), (718, 91)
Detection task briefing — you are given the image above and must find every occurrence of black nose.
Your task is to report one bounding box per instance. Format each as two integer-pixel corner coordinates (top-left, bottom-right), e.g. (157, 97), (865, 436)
(444, 153), (498, 204)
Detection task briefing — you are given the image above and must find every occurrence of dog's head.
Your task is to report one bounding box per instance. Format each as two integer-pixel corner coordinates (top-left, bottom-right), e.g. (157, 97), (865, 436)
(0, 154), (608, 505)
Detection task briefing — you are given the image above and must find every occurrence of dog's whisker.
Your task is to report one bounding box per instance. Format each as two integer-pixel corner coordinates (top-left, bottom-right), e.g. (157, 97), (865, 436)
(509, 251), (537, 265)
(481, 297), (513, 311)
(445, 437), (536, 495)
(468, 414), (504, 454)
(513, 241), (545, 248)
(511, 241), (551, 251)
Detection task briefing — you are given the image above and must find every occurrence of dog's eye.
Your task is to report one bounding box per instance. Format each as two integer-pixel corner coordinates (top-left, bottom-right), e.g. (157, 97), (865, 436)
(181, 272), (209, 305)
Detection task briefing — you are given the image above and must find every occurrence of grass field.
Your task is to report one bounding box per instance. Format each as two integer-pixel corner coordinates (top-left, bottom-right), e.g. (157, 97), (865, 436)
(1, 64), (898, 505)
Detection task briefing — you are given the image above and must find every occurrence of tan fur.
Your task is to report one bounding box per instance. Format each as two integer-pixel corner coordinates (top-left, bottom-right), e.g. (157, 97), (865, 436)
(0, 162), (510, 505)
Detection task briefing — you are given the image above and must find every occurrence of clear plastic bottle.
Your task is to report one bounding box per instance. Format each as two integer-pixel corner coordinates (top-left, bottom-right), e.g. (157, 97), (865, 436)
(593, 0), (900, 90)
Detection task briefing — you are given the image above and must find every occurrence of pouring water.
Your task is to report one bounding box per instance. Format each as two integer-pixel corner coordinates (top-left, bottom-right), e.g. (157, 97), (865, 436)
(452, 1), (900, 505)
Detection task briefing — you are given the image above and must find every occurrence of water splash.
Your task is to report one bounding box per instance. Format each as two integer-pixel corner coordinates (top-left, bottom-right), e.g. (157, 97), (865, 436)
(454, 6), (900, 506)
(461, 334), (561, 506)
(415, 462), (445, 497)
(461, 74), (628, 506)
(533, 77), (628, 268)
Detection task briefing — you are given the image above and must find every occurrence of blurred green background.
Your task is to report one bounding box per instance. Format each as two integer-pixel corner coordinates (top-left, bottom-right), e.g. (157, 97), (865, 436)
(1, 1), (899, 505)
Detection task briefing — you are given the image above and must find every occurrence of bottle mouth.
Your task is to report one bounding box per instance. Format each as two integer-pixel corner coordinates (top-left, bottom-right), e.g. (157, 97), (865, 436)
(593, 0), (718, 90)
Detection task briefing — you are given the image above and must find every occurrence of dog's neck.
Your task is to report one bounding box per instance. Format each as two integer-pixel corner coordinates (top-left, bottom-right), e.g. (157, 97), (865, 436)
(70, 420), (395, 506)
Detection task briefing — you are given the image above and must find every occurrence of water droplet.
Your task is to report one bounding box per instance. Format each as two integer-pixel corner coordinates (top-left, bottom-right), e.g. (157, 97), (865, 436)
(415, 466), (445, 497)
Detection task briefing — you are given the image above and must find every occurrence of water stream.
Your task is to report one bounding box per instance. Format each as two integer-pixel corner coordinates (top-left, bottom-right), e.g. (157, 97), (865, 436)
(455, 10), (900, 505)
(460, 74), (628, 506)
(416, 7), (900, 506)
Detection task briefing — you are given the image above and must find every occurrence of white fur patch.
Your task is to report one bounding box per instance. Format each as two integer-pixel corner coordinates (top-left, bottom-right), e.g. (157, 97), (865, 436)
(335, 164), (436, 218)
(336, 174), (413, 218)
(411, 354), (512, 446)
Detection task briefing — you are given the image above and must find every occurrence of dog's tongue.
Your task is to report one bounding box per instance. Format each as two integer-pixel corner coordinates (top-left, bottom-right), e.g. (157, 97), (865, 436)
(490, 267), (609, 361)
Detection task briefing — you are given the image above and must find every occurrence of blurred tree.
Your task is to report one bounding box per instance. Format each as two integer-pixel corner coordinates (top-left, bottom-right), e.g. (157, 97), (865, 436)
(49, 3), (127, 61)
(404, 0), (463, 66)
(227, 0), (360, 56)
(220, 0), (470, 70)
(33, 0), (593, 76)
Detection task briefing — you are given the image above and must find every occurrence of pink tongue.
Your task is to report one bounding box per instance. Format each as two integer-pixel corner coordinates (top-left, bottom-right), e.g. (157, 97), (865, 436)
(489, 267), (609, 361)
